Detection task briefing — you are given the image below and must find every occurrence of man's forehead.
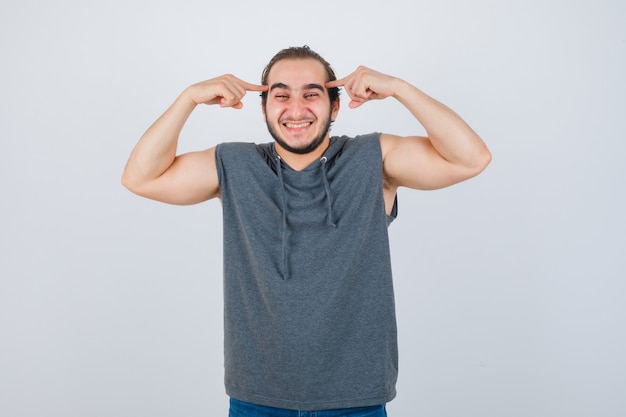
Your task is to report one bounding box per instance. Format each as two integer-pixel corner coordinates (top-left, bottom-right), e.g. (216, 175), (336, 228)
(269, 82), (325, 92)
(266, 58), (327, 85)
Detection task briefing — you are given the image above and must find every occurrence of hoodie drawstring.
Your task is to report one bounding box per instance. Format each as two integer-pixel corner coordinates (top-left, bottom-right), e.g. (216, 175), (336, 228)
(275, 155), (289, 280)
(320, 156), (337, 228)
(274, 153), (336, 280)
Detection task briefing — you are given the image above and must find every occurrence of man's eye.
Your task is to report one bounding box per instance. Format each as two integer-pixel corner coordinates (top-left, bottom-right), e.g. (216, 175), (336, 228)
(305, 93), (319, 99)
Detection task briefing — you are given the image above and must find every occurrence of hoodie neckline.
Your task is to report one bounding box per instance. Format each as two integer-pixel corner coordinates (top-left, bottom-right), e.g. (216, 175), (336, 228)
(271, 138), (341, 280)
(271, 137), (343, 172)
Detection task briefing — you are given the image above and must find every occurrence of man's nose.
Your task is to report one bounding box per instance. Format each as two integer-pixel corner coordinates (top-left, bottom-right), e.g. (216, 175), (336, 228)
(287, 97), (307, 118)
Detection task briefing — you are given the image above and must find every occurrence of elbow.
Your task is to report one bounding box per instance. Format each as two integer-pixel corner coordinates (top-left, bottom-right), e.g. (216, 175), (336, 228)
(120, 167), (132, 190)
(120, 173), (132, 192)
(120, 168), (143, 195)
(465, 143), (492, 179)
(477, 146), (492, 172)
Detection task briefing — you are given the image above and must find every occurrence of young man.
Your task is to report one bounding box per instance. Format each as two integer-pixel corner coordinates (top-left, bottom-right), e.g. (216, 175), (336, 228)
(122, 46), (491, 416)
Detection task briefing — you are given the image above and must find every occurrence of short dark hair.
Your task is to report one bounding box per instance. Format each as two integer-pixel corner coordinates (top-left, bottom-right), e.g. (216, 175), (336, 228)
(261, 45), (340, 104)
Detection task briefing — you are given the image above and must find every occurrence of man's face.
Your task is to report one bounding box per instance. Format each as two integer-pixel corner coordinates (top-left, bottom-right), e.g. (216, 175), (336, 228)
(263, 58), (340, 155)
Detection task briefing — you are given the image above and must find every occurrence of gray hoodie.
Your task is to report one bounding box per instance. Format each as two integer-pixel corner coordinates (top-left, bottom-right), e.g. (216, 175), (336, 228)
(215, 132), (398, 410)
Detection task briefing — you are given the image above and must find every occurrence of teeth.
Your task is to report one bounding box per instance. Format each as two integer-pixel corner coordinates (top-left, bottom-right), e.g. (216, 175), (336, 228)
(285, 122), (311, 129)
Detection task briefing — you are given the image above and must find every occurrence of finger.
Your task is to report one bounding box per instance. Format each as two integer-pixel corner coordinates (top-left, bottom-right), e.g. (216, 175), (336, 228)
(219, 86), (246, 107)
(349, 74), (371, 98)
(325, 77), (346, 89)
(220, 75), (266, 94)
(348, 98), (366, 109)
(354, 88), (374, 102)
(218, 83), (246, 107)
(345, 78), (372, 109)
(339, 76), (356, 98)
(336, 78), (362, 109)
(239, 80), (269, 92)
(231, 100), (244, 110)
(220, 96), (244, 109)
(226, 81), (248, 99)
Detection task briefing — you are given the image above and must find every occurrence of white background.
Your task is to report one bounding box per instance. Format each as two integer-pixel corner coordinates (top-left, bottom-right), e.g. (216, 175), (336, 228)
(1, 1), (624, 416)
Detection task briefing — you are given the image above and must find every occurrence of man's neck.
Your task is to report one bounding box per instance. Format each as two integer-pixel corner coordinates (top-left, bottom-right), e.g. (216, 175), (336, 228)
(274, 138), (330, 171)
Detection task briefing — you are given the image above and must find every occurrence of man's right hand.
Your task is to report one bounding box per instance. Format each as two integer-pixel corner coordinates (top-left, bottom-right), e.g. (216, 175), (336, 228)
(185, 75), (268, 109)
(122, 75), (267, 205)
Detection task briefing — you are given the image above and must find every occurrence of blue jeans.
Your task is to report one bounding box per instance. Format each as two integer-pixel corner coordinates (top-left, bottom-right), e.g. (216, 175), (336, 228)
(228, 398), (387, 417)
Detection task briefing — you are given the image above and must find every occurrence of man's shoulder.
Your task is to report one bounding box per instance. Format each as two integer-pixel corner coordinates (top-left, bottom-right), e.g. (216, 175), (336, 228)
(216, 141), (267, 151)
(216, 141), (273, 160)
(331, 132), (382, 157)
(332, 132), (381, 142)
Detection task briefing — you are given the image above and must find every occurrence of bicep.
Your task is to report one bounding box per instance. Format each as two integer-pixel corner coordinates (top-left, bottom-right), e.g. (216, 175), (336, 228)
(381, 133), (478, 190)
(128, 148), (220, 205)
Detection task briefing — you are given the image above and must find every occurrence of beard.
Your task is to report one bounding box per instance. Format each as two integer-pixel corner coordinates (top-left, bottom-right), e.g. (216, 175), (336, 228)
(265, 109), (333, 155)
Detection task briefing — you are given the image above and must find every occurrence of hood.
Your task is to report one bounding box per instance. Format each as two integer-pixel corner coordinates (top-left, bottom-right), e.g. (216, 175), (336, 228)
(266, 137), (344, 280)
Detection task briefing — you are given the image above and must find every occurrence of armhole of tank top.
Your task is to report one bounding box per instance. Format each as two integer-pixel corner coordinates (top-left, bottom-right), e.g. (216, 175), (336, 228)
(386, 194), (398, 224)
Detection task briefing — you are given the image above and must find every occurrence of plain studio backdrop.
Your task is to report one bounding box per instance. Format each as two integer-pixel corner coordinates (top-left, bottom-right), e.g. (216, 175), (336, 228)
(1, 1), (624, 416)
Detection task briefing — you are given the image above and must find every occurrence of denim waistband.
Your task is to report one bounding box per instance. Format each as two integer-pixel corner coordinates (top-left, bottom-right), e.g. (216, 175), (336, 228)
(228, 398), (387, 417)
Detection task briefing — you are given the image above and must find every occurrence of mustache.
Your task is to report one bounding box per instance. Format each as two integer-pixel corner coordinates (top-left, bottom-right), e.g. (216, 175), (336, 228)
(279, 117), (314, 123)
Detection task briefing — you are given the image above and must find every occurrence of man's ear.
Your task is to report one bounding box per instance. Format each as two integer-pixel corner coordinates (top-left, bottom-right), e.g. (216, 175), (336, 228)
(261, 102), (266, 122)
(331, 97), (340, 121)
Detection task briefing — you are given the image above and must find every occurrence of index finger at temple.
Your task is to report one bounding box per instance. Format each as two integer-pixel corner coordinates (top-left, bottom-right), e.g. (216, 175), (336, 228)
(242, 81), (269, 92)
(325, 77), (347, 88)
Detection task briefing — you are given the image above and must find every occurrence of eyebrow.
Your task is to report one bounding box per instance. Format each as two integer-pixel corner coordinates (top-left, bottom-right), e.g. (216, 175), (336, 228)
(269, 83), (325, 92)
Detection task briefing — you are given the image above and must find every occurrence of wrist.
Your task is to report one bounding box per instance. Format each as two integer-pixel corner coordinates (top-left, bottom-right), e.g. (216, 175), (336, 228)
(390, 78), (413, 100)
(179, 86), (201, 108)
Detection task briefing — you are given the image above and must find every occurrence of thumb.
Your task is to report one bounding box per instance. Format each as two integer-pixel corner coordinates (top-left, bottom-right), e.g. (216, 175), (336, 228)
(220, 97), (244, 109)
(348, 99), (365, 109)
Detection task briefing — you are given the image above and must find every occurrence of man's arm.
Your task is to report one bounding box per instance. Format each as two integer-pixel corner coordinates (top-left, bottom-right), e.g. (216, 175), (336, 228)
(121, 75), (267, 205)
(327, 67), (491, 192)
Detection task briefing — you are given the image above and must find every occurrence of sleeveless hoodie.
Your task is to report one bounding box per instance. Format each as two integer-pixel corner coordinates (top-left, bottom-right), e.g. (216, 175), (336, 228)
(215, 133), (398, 411)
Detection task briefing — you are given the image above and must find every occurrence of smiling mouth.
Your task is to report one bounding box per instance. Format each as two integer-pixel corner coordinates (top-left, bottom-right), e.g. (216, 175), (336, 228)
(284, 121), (313, 129)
